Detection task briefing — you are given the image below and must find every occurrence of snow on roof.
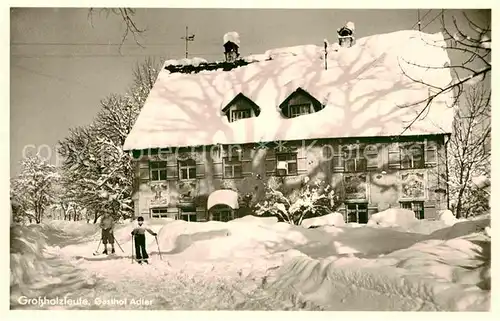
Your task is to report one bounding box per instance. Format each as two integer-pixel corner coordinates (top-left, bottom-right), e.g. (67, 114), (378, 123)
(164, 57), (208, 67)
(124, 30), (454, 151)
(223, 31), (240, 46)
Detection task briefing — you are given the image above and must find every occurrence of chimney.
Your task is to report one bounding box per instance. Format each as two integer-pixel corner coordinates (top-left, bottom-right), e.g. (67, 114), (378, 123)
(223, 31), (240, 62)
(337, 21), (355, 48)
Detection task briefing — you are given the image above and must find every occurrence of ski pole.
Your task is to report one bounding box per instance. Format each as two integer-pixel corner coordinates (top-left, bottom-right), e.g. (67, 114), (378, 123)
(112, 233), (125, 253)
(155, 235), (162, 260)
(93, 240), (102, 256)
(131, 235), (134, 264)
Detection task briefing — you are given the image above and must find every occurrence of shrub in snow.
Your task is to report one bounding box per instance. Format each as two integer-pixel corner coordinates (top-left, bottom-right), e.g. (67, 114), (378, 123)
(367, 208), (417, 228)
(301, 212), (345, 229)
(255, 178), (338, 225)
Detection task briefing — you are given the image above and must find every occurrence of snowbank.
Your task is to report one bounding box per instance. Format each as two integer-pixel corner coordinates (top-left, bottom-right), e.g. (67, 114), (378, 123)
(51, 215), (490, 311)
(301, 212), (345, 228)
(367, 208), (418, 228)
(438, 209), (457, 226)
(10, 224), (98, 308)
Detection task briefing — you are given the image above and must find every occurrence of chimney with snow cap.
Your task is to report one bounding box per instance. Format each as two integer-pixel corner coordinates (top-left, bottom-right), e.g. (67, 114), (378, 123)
(223, 31), (240, 62)
(337, 21), (355, 48)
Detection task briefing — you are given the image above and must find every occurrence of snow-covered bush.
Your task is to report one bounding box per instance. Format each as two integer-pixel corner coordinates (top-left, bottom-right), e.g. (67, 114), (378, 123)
(255, 177), (337, 225)
(11, 154), (59, 224)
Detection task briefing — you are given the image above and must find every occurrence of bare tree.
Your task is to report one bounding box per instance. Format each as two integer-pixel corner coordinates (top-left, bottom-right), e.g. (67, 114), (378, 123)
(399, 10), (491, 135)
(448, 84), (490, 218)
(88, 8), (146, 52)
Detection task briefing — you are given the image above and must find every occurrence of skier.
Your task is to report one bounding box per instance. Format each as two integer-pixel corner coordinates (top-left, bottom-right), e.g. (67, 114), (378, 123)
(131, 216), (157, 264)
(99, 213), (116, 255)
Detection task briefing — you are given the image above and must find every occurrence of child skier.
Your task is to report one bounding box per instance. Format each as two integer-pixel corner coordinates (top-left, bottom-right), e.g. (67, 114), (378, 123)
(131, 216), (157, 264)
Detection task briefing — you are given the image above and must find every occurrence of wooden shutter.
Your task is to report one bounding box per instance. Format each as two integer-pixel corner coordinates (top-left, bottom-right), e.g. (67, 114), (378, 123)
(138, 161), (150, 184)
(213, 160), (223, 179)
(424, 143), (438, 167)
(332, 145), (344, 173)
(388, 143), (401, 169)
(242, 159), (252, 177)
(166, 153), (178, 181)
(265, 148), (276, 175)
(365, 144), (379, 170)
(196, 151), (206, 178)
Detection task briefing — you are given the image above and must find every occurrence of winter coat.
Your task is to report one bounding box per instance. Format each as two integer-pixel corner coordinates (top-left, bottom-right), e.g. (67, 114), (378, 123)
(100, 215), (115, 230)
(131, 225), (156, 236)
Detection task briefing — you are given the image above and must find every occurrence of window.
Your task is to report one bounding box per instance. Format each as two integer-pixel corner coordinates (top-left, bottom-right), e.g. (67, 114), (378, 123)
(401, 144), (424, 169)
(344, 149), (367, 172)
(230, 109), (251, 122)
(388, 143), (425, 169)
(179, 159), (196, 180)
(179, 208), (197, 222)
(276, 153), (298, 176)
(151, 208), (169, 218)
(212, 208), (233, 222)
(150, 161), (167, 181)
(288, 103), (311, 118)
(400, 201), (424, 220)
(223, 156), (243, 178)
(346, 203), (368, 224)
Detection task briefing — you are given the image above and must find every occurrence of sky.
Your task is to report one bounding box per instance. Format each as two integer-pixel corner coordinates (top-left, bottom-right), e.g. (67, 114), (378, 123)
(9, 8), (490, 177)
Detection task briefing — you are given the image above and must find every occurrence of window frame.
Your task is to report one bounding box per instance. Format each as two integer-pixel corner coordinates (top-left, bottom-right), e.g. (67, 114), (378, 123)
(223, 155), (243, 178)
(388, 142), (425, 170)
(275, 152), (298, 176)
(212, 208), (233, 222)
(345, 203), (369, 224)
(400, 201), (425, 220)
(149, 161), (168, 182)
(178, 158), (197, 180)
(179, 208), (197, 222)
(288, 103), (312, 118)
(230, 109), (252, 122)
(151, 208), (169, 218)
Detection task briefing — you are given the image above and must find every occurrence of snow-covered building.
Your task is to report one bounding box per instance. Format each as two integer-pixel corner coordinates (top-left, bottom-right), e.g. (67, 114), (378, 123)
(123, 29), (454, 223)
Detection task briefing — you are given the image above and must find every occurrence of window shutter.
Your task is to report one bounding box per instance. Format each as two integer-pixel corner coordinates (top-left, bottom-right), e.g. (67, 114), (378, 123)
(365, 144), (379, 170)
(265, 149), (276, 175)
(332, 148), (344, 173)
(166, 164), (178, 181)
(388, 143), (401, 169)
(242, 160), (252, 177)
(194, 151), (205, 179)
(297, 155), (307, 174)
(425, 146), (438, 167)
(139, 161), (150, 183)
(213, 161), (223, 178)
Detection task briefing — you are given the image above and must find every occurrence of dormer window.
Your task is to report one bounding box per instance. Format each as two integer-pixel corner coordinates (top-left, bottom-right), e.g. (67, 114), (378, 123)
(279, 88), (324, 118)
(222, 93), (261, 123)
(289, 103), (312, 118)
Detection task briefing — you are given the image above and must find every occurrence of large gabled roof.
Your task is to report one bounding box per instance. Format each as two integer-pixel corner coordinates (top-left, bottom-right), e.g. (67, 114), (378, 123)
(123, 30), (454, 151)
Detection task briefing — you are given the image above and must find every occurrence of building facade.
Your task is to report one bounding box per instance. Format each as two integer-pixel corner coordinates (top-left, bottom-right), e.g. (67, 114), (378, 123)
(131, 132), (449, 223)
(124, 28), (454, 224)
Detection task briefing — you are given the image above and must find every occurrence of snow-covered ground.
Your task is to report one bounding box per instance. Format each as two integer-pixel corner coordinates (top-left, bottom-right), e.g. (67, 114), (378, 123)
(10, 211), (490, 311)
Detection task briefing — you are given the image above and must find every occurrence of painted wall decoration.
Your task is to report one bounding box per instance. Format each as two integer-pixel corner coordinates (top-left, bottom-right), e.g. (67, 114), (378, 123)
(344, 173), (368, 200)
(177, 180), (199, 200)
(401, 172), (426, 199)
(149, 183), (170, 207)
